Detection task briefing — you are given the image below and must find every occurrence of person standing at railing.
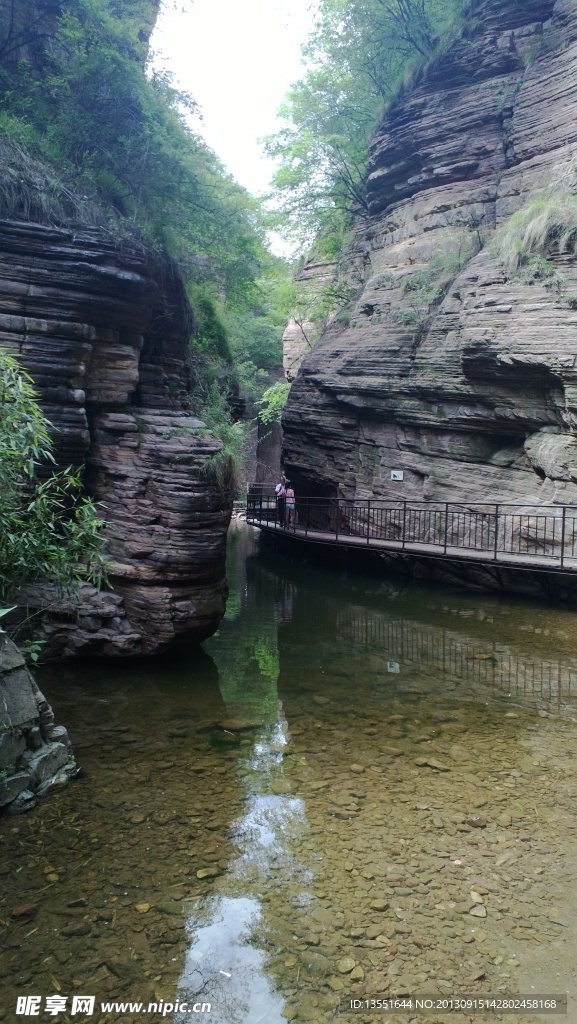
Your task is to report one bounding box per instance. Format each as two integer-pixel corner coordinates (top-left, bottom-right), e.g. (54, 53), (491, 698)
(285, 482), (296, 527)
(275, 474), (286, 527)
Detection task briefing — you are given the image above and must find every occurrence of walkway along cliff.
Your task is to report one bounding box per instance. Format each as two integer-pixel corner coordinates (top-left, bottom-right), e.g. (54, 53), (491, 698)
(280, 0), (577, 591)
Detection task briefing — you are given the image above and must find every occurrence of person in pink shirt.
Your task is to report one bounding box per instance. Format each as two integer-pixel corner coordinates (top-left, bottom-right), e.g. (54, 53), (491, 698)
(285, 482), (295, 527)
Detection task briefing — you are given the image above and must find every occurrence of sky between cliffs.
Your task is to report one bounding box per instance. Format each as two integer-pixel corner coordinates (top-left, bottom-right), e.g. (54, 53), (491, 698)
(151, 0), (317, 197)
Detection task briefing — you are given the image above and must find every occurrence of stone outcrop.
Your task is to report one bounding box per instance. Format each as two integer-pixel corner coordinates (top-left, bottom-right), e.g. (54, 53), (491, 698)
(1, 220), (231, 657)
(0, 637), (74, 813)
(282, 0), (577, 517)
(282, 258), (339, 381)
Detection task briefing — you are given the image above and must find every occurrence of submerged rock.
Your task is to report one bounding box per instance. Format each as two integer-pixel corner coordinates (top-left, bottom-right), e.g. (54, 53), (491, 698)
(0, 639), (74, 814)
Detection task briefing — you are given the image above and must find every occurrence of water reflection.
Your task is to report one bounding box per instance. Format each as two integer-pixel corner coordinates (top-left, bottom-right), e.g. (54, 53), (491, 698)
(177, 896), (284, 1024)
(178, 537), (310, 1022)
(189, 531), (577, 1017)
(178, 715), (310, 1022)
(245, 547), (577, 717)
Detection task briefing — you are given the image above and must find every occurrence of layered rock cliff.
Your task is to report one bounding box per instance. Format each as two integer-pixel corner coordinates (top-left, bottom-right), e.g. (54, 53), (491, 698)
(282, 0), (577, 513)
(1, 220), (231, 657)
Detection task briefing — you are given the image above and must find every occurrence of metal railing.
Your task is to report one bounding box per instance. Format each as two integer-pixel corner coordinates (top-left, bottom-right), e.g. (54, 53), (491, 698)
(246, 492), (577, 571)
(336, 611), (577, 710)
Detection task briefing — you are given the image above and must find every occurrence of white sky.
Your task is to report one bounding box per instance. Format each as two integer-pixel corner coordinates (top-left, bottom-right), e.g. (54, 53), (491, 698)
(151, 0), (318, 198)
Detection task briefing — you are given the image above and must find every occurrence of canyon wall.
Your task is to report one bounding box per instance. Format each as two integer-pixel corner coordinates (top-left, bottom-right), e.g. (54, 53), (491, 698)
(1, 220), (231, 657)
(282, 0), (577, 514)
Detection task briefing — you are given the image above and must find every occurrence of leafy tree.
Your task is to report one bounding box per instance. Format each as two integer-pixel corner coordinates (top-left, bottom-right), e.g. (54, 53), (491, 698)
(265, 0), (463, 246)
(188, 283), (234, 364)
(257, 379), (291, 425)
(0, 350), (107, 604)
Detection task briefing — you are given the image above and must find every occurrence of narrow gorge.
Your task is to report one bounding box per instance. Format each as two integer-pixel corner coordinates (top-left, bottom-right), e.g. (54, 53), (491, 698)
(3, 0), (577, 1016)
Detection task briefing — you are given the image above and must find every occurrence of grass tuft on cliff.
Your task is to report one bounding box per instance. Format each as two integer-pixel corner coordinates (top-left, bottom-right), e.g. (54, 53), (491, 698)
(493, 194), (577, 276)
(0, 135), (131, 237)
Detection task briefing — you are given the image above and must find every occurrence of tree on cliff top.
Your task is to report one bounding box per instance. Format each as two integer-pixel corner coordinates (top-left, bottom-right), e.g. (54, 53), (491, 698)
(265, 0), (463, 248)
(0, 0), (266, 304)
(0, 350), (107, 606)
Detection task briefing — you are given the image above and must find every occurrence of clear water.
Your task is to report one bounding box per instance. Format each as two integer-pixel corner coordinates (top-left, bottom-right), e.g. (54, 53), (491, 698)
(2, 522), (577, 1023)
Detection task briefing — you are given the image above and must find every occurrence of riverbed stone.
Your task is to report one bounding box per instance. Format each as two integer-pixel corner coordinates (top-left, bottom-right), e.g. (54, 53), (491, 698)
(0, 772), (32, 808)
(196, 866), (221, 879)
(337, 956), (356, 974)
(469, 906), (487, 918)
(22, 742), (69, 785)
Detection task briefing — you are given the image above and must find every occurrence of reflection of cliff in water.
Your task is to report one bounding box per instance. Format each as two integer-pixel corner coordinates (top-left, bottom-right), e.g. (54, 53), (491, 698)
(204, 527), (297, 722)
(249, 545), (577, 715)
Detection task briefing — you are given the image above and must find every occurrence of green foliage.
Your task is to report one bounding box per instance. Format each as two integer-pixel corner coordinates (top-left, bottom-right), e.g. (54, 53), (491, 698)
(20, 637), (44, 663)
(265, 0), (463, 246)
(402, 242), (474, 303)
(398, 236), (479, 342)
(187, 257), (291, 482)
(257, 379), (291, 425)
(188, 284), (233, 364)
(262, 258), (355, 344)
(0, 0), (269, 304)
(492, 194), (577, 280)
(516, 255), (564, 290)
(226, 307), (284, 372)
(0, 350), (107, 604)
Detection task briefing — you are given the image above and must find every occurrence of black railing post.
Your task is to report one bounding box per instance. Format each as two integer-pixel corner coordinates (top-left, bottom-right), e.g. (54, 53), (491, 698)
(494, 504), (499, 560)
(443, 502), (449, 553)
(335, 499), (339, 541)
(561, 506), (567, 568)
(402, 500), (407, 549)
(367, 499), (371, 544)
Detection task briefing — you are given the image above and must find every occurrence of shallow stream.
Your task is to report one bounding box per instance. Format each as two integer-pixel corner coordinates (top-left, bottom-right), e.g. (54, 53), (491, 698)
(2, 523), (577, 1023)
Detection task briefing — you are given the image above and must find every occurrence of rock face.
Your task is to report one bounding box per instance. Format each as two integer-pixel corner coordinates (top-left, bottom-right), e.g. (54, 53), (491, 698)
(283, 0), (577, 515)
(0, 637), (74, 813)
(1, 220), (231, 657)
(282, 258), (339, 381)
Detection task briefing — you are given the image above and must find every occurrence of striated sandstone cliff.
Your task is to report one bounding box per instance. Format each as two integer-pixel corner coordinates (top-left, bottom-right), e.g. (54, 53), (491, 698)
(282, 0), (577, 518)
(1, 220), (231, 657)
